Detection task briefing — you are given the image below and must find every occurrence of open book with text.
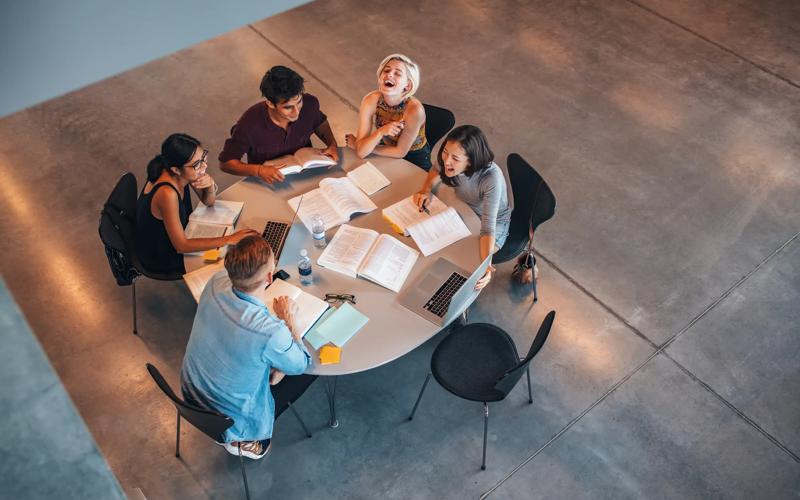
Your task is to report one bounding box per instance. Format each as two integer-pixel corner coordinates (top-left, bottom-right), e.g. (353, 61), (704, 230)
(317, 224), (419, 292)
(382, 195), (472, 256)
(189, 200), (244, 226)
(273, 147), (336, 175)
(288, 177), (378, 232)
(184, 221), (232, 256)
(183, 261), (225, 303)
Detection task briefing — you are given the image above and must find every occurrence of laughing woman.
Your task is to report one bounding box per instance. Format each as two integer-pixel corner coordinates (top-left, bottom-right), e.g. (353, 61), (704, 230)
(136, 133), (257, 274)
(345, 54), (431, 170)
(413, 125), (511, 290)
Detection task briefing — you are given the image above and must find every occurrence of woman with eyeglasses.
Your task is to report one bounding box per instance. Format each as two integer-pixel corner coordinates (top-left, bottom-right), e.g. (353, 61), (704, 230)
(136, 133), (257, 274)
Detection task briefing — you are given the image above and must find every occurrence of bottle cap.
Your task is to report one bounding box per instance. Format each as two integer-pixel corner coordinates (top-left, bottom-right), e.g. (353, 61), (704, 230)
(300, 249), (308, 257)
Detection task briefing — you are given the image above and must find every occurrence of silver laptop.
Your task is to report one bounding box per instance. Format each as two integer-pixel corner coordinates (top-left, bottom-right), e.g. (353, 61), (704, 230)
(261, 195), (303, 261)
(398, 255), (492, 326)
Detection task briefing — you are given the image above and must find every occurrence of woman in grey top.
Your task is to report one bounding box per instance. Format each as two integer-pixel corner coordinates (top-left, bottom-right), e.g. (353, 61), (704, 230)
(414, 125), (511, 290)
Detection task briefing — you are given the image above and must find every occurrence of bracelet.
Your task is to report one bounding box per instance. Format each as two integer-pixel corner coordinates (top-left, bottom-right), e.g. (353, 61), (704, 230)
(211, 181), (219, 194)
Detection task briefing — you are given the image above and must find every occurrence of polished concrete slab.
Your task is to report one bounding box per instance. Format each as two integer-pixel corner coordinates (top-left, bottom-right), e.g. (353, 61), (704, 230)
(1, 0), (799, 498)
(490, 354), (800, 499)
(667, 236), (800, 457)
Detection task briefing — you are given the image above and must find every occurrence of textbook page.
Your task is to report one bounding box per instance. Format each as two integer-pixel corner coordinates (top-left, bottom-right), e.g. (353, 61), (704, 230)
(317, 225), (378, 278)
(183, 261), (226, 303)
(288, 188), (344, 232)
(189, 200), (244, 226)
(346, 161), (391, 196)
(382, 194), (448, 235)
(184, 222), (232, 256)
(358, 234), (419, 292)
(319, 178), (378, 222)
(276, 147), (336, 175)
(408, 207), (471, 256)
(263, 278), (329, 338)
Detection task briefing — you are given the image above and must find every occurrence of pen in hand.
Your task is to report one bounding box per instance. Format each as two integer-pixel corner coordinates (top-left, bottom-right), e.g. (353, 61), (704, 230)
(420, 199), (431, 215)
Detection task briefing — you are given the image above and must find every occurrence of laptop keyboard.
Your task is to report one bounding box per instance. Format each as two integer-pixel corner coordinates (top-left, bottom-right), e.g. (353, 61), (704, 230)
(261, 221), (289, 259)
(424, 272), (468, 318)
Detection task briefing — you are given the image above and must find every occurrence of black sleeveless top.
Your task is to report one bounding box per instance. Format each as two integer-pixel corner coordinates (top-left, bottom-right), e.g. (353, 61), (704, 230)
(136, 182), (193, 274)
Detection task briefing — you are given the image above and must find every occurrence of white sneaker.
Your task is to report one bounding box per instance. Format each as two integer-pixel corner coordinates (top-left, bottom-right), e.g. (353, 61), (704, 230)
(223, 439), (271, 460)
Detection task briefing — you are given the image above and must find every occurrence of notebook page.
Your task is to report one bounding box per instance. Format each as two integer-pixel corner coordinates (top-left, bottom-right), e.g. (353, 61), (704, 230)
(317, 224), (378, 278)
(382, 194), (448, 235)
(346, 161), (391, 196)
(263, 279), (329, 338)
(407, 207), (471, 256)
(358, 234), (419, 292)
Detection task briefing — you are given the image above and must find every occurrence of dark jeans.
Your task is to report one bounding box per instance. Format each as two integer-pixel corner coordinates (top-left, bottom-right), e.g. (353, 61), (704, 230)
(404, 142), (433, 171)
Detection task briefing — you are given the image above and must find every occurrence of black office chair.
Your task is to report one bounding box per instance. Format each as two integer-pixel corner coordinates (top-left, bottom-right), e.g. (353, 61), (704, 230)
(99, 173), (183, 334)
(422, 103), (455, 149)
(146, 363), (253, 500)
(271, 374), (318, 438)
(493, 154), (556, 301)
(408, 311), (556, 470)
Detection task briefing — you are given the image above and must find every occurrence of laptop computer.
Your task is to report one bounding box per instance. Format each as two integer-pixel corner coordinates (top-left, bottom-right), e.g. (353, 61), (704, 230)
(398, 254), (492, 326)
(261, 195), (303, 261)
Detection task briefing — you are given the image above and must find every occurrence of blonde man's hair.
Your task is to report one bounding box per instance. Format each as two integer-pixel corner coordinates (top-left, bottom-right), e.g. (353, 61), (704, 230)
(377, 53), (420, 98)
(224, 235), (274, 291)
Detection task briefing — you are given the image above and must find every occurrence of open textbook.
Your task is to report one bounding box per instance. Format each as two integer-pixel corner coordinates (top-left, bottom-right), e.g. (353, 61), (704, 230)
(184, 221), (232, 256)
(288, 177), (378, 232)
(273, 147), (336, 175)
(382, 195), (472, 256)
(183, 264), (328, 337)
(262, 279), (330, 338)
(346, 161), (391, 196)
(189, 200), (244, 226)
(317, 224), (419, 292)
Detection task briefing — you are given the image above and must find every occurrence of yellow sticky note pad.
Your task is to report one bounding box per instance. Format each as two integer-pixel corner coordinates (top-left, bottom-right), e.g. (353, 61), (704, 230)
(203, 249), (221, 262)
(319, 345), (342, 365)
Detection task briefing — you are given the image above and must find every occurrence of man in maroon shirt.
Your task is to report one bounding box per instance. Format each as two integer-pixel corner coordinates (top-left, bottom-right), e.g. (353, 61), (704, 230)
(219, 66), (339, 183)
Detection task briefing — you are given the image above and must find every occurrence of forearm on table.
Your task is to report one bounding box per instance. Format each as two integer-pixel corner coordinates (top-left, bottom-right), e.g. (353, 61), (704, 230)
(355, 129), (384, 158)
(479, 234), (496, 261)
(221, 159), (260, 177)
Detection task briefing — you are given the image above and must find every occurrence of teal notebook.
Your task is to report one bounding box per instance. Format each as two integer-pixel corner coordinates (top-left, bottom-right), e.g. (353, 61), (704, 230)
(306, 302), (369, 349)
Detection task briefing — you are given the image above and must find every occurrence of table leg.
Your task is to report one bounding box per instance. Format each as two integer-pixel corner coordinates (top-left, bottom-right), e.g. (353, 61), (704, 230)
(323, 376), (339, 428)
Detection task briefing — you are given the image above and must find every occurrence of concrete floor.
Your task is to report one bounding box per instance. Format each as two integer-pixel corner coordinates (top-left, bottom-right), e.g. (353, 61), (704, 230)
(0, 0), (799, 498)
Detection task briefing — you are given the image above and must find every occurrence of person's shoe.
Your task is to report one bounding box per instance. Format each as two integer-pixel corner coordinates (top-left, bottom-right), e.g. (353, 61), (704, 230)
(223, 439), (271, 460)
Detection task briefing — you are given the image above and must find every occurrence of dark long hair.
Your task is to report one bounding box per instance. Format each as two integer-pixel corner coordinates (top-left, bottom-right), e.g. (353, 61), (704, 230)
(437, 125), (494, 187)
(146, 133), (202, 183)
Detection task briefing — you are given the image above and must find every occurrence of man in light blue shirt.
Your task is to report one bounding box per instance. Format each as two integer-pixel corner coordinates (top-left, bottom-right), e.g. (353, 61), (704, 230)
(181, 235), (311, 459)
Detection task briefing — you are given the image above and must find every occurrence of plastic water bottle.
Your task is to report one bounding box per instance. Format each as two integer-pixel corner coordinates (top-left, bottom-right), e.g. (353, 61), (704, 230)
(311, 214), (327, 248)
(298, 249), (313, 285)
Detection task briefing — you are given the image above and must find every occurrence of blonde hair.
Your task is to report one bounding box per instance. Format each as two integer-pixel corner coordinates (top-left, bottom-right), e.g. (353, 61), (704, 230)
(376, 53), (420, 98)
(224, 235), (274, 291)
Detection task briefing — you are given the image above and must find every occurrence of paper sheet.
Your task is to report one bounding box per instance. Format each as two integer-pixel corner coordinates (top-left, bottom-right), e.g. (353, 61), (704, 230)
(382, 194), (448, 235)
(408, 207), (472, 256)
(183, 261), (226, 303)
(263, 279), (330, 338)
(347, 161), (391, 196)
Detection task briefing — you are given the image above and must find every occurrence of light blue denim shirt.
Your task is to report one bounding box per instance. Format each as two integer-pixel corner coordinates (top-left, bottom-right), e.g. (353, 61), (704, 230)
(180, 271), (311, 442)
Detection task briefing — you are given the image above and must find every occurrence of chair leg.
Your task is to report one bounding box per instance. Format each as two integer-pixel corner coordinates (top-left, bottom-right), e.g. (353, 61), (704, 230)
(175, 410), (181, 458)
(526, 366), (533, 404)
(288, 402), (312, 438)
(481, 403), (489, 471)
(237, 444), (251, 500)
(408, 373), (431, 421)
(132, 281), (138, 335)
(531, 256), (539, 303)
(323, 376), (339, 428)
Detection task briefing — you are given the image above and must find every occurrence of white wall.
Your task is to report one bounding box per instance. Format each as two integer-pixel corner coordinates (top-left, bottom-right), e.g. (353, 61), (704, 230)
(0, 0), (308, 117)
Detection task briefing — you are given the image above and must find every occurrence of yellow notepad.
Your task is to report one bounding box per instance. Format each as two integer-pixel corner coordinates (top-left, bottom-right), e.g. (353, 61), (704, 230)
(319, 345), (341, 365)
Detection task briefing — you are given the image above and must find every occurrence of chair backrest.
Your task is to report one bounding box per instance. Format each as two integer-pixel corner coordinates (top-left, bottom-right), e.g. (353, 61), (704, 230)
(422, 103), (455, 150)
(99, 173), (141, 285)
(146, 363), (233, 443)
(494, 310), (556, 397)
(506, 153), (556, 236)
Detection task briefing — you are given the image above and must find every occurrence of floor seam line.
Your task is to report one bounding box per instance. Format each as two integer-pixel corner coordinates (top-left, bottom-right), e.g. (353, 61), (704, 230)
(626, 0), (800, 90)
(534, 250), (659, 349)
(246, 24), (360, 113)
(660, 230), (800, 352)
(481, 349), (661, 499)
(486, 231), (799, 496)
(663, 352), (800, 464)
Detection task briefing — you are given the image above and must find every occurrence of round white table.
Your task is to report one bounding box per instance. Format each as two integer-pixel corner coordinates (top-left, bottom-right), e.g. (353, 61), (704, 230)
(185, 149), (483, 425)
